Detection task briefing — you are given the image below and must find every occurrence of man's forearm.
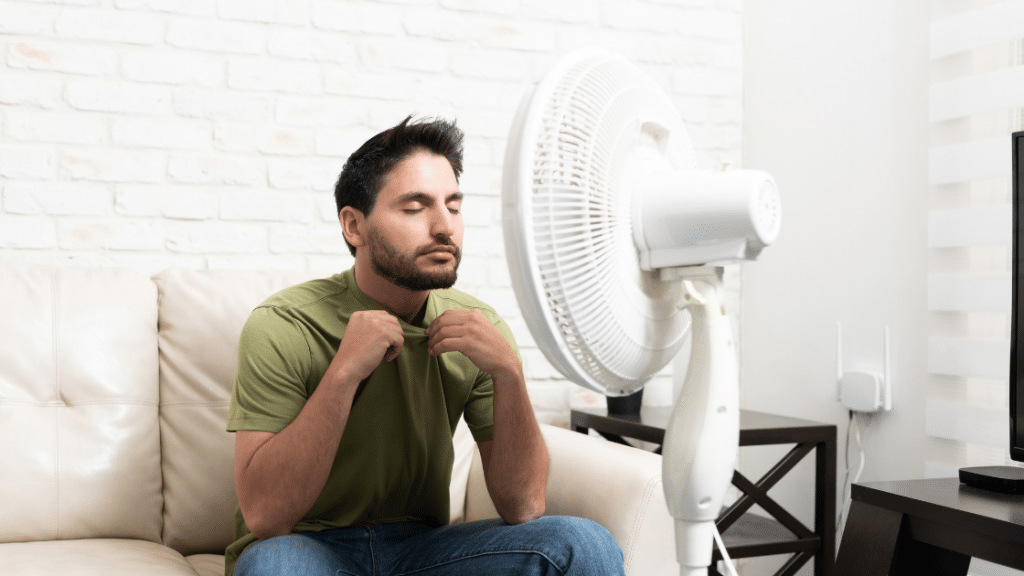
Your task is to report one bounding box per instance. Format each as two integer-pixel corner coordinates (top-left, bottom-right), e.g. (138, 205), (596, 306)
(486, 364), (549, 524)
(235, 374), (357, 540)
(422, 309), (548, 523)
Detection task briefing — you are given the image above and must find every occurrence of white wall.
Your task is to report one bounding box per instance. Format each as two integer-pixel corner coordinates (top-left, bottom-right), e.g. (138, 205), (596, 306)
(0, 0), (744, 426)
(741, 0), (930, 571)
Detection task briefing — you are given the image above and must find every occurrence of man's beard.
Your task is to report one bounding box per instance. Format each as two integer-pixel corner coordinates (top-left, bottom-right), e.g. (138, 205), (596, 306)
(366, 225), (461, 291)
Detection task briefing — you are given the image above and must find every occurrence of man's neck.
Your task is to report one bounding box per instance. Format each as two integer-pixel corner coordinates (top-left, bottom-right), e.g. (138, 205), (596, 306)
(352, 257), (429, 319)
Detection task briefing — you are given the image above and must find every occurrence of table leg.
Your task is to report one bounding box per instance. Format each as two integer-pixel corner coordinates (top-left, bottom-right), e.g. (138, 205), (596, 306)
(836, 499), (972, 576)
(816, 438), (836, 575)
(890, 533), (971, 576)
(835, 500), (903, 576)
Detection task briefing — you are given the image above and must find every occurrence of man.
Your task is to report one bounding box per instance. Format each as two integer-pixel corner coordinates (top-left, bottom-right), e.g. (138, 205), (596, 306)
(225, 116), (626, 576)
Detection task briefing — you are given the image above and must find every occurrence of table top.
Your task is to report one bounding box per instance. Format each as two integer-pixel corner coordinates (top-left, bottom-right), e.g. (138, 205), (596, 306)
(853, 477), (1024, 538)
(570, 406), (836, 445)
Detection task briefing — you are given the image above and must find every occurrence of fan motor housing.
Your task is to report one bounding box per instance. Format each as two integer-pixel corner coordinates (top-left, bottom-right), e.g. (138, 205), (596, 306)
(632, 169), (782, 270)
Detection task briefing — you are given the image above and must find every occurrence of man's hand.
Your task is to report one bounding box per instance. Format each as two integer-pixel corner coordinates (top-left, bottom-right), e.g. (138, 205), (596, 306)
(326, 310), (405, 388)
(426, 309), (519, 377)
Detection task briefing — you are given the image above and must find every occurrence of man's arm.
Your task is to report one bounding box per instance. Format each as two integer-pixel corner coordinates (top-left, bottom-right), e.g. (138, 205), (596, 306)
(427, 310), (549, 524)
(233, 310), (404, 540)
(476, 359), (549, 524)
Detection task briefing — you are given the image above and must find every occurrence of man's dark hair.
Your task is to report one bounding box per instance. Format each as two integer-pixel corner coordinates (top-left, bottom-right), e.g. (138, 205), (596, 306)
(335, 115), (464, 256)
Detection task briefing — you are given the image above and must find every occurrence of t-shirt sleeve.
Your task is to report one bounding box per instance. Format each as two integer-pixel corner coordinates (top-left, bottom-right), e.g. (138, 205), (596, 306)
(463, 315), (521, 444)
(227, 306), (311, 434)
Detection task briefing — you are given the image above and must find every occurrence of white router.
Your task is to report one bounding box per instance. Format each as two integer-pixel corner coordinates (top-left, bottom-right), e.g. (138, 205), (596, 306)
(836, 322), (892, 413)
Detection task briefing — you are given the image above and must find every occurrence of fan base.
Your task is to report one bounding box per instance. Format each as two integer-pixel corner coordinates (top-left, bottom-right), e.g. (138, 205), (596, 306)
(607, 389), (643, 416)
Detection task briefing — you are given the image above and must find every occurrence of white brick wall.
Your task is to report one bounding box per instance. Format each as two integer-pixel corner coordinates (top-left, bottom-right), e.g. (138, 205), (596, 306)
(0, 0), (744, 422)
(55, 9), (163, 45)
(9, 41), (119, 76)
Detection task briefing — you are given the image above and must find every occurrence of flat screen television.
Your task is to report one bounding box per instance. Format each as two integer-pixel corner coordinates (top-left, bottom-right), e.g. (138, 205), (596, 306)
(1012, 130), (1024, 465)
(959, 130), (1024, 493)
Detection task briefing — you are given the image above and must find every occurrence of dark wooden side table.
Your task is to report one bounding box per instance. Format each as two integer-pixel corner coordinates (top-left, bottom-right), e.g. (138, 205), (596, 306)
(571, 406), (837, 576)
(834, 477), (1024, 575)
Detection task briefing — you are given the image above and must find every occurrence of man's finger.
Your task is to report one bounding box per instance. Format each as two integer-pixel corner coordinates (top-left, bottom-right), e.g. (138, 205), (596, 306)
(427, 309), (472, 334)
(429, 335), (466, 357)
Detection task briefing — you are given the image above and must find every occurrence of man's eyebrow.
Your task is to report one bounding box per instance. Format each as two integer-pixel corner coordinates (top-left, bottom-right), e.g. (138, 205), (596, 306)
(395, 191), (463, 203)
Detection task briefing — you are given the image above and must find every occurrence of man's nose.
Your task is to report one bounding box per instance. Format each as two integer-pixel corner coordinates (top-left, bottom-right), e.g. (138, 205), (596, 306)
(430, 206), (458, 237)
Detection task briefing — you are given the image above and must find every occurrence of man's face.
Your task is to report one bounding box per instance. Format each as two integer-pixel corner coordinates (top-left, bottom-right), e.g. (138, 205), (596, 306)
(363, 150), (464, 291)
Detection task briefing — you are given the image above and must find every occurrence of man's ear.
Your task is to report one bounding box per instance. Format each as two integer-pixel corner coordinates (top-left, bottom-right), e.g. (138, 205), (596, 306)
(339, 206), (366, 249)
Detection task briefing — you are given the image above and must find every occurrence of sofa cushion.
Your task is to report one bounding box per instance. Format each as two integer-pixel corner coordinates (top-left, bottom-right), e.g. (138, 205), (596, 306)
(153, 268), (318, 556)
(0, 539), (199, 575)
(448, 416), (475, 524)
(0, 264), (162, 544)
(466, 424), (676, 576)
(539, 426), (674, 576)
(184, 553), (227, 576)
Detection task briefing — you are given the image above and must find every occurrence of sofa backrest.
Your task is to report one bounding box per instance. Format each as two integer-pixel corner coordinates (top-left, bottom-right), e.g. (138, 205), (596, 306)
(153, 268), (318, 556)
(0, 264), (480, 554)
(0, 264), (163, 544)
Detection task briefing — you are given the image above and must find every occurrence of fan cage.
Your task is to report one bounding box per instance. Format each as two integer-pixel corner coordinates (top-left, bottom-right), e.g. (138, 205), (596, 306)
(517, 50), (696, 395)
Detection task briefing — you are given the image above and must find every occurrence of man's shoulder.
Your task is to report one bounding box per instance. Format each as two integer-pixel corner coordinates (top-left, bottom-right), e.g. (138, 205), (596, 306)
(238, 274), (351, 354)
(257, 274), (349, 313)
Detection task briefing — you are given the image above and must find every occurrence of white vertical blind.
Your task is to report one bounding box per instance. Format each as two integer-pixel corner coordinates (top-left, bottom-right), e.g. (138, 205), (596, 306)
(928, 138), (1010, 184)
(927, 336), (1011, 380)
(926, 397), (1008, 448)
(927, 0), (1023, 491)
(928, 205), (1010, 247)
(930, 66), (1024, 121)
(927, 273), (1011, 312)
(930, 1), (1024, 58)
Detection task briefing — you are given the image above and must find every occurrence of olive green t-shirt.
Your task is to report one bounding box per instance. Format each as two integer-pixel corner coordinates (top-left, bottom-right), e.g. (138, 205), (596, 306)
(223, 268), (515, 576)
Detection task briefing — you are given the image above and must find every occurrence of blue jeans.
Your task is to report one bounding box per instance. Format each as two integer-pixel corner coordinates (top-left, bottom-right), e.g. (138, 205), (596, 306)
(233, 516), (625, 576)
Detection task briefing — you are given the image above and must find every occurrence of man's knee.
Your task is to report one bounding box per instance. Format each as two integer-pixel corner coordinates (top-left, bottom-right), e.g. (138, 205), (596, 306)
(235, 534), (338, 576)
(530, 516), (625, 575)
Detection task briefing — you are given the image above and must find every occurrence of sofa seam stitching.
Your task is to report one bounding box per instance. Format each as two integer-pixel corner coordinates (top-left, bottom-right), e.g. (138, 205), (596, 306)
(625, 473), (661, 572)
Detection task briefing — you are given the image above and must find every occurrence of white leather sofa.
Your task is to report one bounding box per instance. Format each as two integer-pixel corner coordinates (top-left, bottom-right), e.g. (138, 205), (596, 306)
(0, 263), (676, 576)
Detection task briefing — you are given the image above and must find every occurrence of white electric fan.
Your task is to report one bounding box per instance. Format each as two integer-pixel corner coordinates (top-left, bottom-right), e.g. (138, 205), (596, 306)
(502, 48), (781, 576)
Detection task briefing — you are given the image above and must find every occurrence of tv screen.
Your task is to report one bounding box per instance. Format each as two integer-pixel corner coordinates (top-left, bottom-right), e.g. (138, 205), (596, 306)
(959, 132), (1024, 491)
(1013, 130), (1024, 463)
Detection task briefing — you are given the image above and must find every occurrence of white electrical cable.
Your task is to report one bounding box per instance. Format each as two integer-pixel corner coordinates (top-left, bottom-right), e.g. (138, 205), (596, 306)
(836, 411), (854, 534)
(712, 523), (739, 576)
(851, 414), (866, 484)
(836, 411), (869, 540)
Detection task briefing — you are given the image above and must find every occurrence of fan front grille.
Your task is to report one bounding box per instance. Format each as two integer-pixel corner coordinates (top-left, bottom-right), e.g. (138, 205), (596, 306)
(522, 51), (697, 394)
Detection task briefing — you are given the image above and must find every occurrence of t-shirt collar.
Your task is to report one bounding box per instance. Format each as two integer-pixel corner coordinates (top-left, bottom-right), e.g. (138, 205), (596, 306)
(340, 267), (438, 331)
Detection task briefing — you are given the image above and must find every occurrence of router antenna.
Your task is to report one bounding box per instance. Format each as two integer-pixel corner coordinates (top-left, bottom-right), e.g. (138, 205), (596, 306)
(836, 321), (843, 400)
(883, 325), (892, 411)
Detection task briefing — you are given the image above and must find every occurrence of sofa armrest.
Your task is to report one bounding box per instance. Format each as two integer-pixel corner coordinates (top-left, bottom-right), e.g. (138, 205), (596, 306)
(465, 423), (677, 576)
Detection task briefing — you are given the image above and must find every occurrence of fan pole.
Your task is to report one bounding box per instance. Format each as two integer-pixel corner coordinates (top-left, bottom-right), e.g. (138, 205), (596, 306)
(661, 270), (740, 576)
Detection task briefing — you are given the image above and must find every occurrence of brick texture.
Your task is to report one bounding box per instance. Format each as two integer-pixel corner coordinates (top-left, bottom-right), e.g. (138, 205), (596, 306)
(0, 0), (745, 418)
